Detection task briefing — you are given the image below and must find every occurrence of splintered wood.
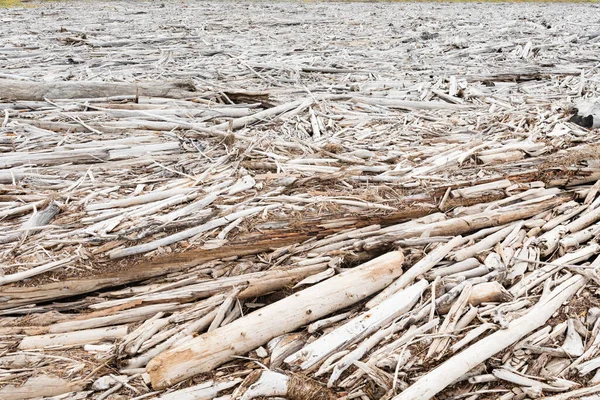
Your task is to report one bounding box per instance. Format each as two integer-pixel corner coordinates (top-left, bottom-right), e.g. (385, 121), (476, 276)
(2, 1), (600, 399)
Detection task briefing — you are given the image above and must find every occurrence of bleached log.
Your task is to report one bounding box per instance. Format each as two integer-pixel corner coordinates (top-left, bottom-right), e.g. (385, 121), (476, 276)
(285, 279), (428, 370)
(451, 179), (512, 199)
(0, 148), (114, 168)
(542, 203), (588, 232)
(492, 368), (577, 392)
(93, 264), (329, 309)
(0, 201), (61, 244)
(0, 199), (47, 219)
(0, 375), (84, 400)
(478, 150), (524, 164)
(450, 222), (518, 262)
(560, 222), (600, 252)
(577, 357), (600, 376)
(427, 258), (481, 279)
(0, 256), (77, 286)
(49, 303), (181, 333)
(565, 206), (600, 233)
(19, 326), (128, 349)
(447, 265), (490, 279)
(86, 188), (202, 211)
(213, 94), (345, 131)
(455, 305), (479, 330)
(147, 251), (405, 389)
(359, 196), (569, 252)
(353, 96), (471, 110)
(0, 78), (198, 101)
(109, 205), (272, 259)
(393, 274), (586, 400)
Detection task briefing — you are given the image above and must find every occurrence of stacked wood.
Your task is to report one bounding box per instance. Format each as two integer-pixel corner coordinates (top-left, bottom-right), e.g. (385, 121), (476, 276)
(2, 1), (600, 400)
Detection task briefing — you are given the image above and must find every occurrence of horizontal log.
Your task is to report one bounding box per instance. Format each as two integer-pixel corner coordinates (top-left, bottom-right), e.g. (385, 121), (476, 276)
(18, 326), (128, 349)
(0, 78), (198, 101)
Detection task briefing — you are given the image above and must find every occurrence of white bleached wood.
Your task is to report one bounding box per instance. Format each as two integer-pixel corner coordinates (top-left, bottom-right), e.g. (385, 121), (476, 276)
(393, 274), (586, 400)
(285, 279), (428, 370)
(367, 236), (465, 309)
(109, 205), (272, 259)
(0, 256), (77, 286)
(450, 223), (519, 262)
(147, 251), (405, 389)
(19, 326), (128, 350)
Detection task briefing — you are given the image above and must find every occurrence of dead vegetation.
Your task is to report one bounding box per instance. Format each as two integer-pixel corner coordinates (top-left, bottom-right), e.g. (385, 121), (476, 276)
(2, 1), (600, 399)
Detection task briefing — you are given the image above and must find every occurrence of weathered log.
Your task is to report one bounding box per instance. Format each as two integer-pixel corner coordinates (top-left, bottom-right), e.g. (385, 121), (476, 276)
(0, 375), (84, 400)
(0, 78), (198, 101)
(18, 326), (128, 349)
(234, 370), (336, 400)
(146, 251), (405, 389)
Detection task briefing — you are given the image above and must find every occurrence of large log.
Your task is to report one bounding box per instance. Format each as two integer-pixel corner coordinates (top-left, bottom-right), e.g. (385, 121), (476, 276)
(0, 78), (198, 101)
(0, 236), (307, 311)
(0, 205), (435, 312)
(146, 251), (405, 389)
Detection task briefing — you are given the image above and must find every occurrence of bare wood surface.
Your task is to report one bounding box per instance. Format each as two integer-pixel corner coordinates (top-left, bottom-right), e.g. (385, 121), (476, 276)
(146, 251), (404, 389)
(2, 1), (600, 399)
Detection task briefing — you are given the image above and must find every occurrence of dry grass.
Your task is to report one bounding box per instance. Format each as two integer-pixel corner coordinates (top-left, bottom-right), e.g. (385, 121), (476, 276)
(0, 0), (22, 7)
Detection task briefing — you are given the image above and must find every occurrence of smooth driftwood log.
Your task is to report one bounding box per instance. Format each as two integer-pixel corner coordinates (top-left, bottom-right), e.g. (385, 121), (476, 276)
(146, 251), (405, 389)
(0, 78), (198, 101)
(393, 274), (587, 400)
(0, 375), (85, 400)
(18, 326), (128, 349)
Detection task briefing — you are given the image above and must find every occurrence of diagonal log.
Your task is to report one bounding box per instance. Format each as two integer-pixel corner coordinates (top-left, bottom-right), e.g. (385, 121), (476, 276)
(393, 274), (587, 400)
(146, 251), (405, 389)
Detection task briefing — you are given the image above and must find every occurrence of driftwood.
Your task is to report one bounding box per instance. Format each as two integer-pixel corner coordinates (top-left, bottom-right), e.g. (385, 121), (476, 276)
(0, 79), (198, 101)
(147, 251), (404, 389)
(394, 275), (586, 400)
(0, 375), (85, 400)
(2, 1), (600, 399)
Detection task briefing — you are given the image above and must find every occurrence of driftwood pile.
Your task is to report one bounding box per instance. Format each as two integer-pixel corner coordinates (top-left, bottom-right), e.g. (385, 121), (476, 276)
(3, 1), (600, 399)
